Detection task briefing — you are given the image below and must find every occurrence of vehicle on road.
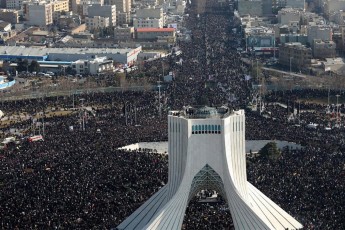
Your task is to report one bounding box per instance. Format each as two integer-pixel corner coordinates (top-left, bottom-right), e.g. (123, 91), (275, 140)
(28, 135), (44, 142)
(0, 137), (20, 150)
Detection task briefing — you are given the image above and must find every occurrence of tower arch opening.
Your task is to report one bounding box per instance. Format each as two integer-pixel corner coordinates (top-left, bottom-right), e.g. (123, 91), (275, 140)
(182, 164), (234, 229)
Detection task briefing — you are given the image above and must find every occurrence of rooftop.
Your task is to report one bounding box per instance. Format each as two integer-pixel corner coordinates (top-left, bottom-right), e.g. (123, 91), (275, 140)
(169, 106), (237, 119)
(0, 46), (135, 57)
(136, 28), (175, 32)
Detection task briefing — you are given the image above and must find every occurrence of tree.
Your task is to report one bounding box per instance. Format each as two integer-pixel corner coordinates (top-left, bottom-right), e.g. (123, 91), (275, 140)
(65, 66), (76, 75)
(28, 60), (40, 73)
(16, 59), (29, 72)
(251, 61), (263, 83)
(258, 142), (281, 160)
(19, 15), (25, 22)
(119, 73), (128, 91)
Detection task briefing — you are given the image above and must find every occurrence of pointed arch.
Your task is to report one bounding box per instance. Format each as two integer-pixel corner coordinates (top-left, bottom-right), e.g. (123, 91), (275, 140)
(188, 164), (227, 202)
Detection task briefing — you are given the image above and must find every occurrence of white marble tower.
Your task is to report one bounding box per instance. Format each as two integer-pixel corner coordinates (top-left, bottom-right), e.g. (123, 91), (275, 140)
(117, 106), (303, 230)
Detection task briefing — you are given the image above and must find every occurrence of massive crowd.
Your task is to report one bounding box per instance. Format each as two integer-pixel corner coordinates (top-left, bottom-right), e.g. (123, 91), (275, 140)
(182, 196), (234, 230)
(0, 91), (169, 229)
(0, 0), (344, 229)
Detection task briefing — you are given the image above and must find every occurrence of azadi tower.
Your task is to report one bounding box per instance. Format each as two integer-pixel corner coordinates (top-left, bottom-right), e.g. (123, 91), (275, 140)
(117, 106), (303, 230)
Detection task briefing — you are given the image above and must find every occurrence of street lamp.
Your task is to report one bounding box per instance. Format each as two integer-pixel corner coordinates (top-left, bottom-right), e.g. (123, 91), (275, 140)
(336, 94), (340, 127)
(157, 81), (162, 118)
(289, 57), (293, 77)
(256, 59), (259, 81)
(79, 98), (85, 131)
(258, 84), (262, 115)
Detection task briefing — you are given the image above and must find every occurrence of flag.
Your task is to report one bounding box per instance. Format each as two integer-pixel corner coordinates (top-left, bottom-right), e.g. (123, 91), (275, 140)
(244, 75), (251, 81)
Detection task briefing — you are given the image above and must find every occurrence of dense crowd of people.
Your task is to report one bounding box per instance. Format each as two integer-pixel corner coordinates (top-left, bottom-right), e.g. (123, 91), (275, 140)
(0, 91), (169, 229)
(0, 0), (344, 229)
(182, 196), (234, 230)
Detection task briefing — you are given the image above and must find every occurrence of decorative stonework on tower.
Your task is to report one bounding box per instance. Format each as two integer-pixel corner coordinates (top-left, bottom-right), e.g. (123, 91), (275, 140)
(117, 106), (303, 230)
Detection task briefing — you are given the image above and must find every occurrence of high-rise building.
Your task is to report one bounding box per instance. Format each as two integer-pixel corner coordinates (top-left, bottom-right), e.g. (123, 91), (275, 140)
(70, 0), (80, 13)
(27, 1), (53, 26)
(104, 0), (130, 25)
(133, 6), (164, 28)
(6, 0), (25, 9)
(0, 9), (20, 24)
(117, 106), (303, 230)
(87, 4), (116, 26)
(104, 0), (131, 14)
(52, 0), (70, 22)
(307, 25), (332, 45)
(0, 0), (6, 8)
(279, 42), (312, 70)
(85, 15), (110, 29)
(238, 0), (263, 16)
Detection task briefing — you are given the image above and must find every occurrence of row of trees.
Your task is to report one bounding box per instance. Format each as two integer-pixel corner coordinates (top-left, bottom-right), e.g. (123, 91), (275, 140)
(16, 59), (40, 73)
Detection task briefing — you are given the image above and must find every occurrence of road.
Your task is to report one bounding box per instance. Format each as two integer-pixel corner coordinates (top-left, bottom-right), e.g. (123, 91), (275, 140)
(241, 57), (310, 79)
(1, 85), (156, 101)
(262, 67), (308, 79)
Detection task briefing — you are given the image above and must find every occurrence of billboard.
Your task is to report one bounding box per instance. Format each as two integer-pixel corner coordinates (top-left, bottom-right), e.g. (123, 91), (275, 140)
(167, 24), (178, 29)
(247, 36), (274, 48)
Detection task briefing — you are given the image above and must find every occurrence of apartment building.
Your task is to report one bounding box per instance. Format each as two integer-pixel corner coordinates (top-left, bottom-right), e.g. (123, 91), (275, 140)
(52, 0), (70, 22)
(6, 0), (25, 9)
(133, 18), (163, 28)
(88, 4), (116, 26)
(0, 9), (20, 24)
(27, 2), (53, 26)
(313, 39), (336, 59)
(279, 42), (312, 70)
(114, 26), (134, 41)
(307, 25), (332, 45)
(105, 0), (131, 14)
(133, 6), (164, 28)
(86, 16), (110, 30)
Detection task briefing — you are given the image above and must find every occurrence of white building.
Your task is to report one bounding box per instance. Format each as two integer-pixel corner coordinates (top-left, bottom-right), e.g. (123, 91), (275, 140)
(103, 0), (131, 25)
(0, 46), (142, 66)
(86, 16), (110, 30)
(87, 4), (116, 26)
(117, 107), (303, 230)
(105, 0), (131, 14)
(133, 6), (164, 28)
(133, 18), (163, 28)
(71, 56), (114, 74)
(136, 6), (163, 18)
(0, 21), (12, 41)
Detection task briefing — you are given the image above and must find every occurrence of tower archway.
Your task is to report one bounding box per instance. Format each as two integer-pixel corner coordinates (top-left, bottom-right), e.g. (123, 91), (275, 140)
(183, 164), (234, 230)
(188, 164), (227, 202)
